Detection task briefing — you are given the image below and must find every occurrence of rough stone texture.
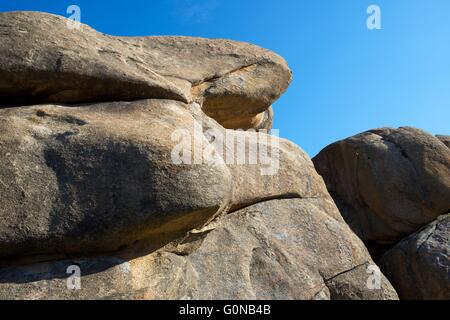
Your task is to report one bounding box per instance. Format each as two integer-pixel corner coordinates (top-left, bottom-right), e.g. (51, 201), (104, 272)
(378, 214), (450, 300)
(0, 97), (341, 264)
(313, 127), (450, 244)
(0, 99), (233, 260)
(325, 261), (398, 300)
(255, 106), (274, 131)
(187, 102), (342, 219)
(0, 199), (398, 300)
(437, 135), (450, 148)
(226, 132), (342, 219)
(0, 11), (291, 129)
(0, 11), (403, 300)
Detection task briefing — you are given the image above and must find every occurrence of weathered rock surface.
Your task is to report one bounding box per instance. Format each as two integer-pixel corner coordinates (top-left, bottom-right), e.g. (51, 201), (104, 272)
(188, 102), (342, 218)
(313, 127), (450, 244)
(0, 98), (397, 299)
(0, 10), (402, 300)
(0, 199), (398, 300)
(325, 261), (399, 300)
(0, 99), (233, 260)
(0, 97), (340, 262)
(378, 214), (450, 300)
(226, 132), (342, 218)
(437, 135), (450, 148)
(0, 11), (291, 129)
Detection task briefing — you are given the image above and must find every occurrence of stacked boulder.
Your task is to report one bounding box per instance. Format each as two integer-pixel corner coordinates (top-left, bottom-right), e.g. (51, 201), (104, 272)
(0, 12), (397, 300)
(314, 127), (450, 299)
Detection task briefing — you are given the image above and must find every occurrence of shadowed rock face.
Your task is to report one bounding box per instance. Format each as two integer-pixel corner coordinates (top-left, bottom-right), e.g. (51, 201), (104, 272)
(0, 199), (398, 300)
(0, 11), (291, 130)
(313, 127), (450, 244)
(0, 99), (233, 259)
(379, 214), (450, 300)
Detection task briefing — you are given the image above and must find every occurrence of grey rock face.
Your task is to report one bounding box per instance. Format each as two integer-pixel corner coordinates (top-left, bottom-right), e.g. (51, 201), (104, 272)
(313, 127), (450, 244)
(379, 214), (450, 300)
(0, 199), (398, 300)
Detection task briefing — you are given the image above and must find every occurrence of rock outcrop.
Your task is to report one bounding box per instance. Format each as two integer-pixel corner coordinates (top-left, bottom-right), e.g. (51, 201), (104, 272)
(314, 127), (450, 300)
(313, 127), (450, 244)
(0, 11), (400, 300)
(0, 11), (291, 130)
(0, 99), (233, 259)
(379, 215), (450, 300)
(0, 96), (397, 299)
(0, 98), (342, 260)
(0, 199), (397, 300)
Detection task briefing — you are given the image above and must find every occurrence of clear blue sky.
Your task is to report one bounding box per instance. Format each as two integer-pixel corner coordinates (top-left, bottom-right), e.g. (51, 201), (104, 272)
(1, 0), (449, 156)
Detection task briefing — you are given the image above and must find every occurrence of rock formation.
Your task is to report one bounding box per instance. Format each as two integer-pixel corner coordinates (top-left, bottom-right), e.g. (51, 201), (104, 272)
(379, 214), (449, 300)
(0, 11), (290, 130)
(0, 199), (398, 300)
(0, 11), (401, 300)
(313, 127), (450, 244)
(314, 127), (450, 300)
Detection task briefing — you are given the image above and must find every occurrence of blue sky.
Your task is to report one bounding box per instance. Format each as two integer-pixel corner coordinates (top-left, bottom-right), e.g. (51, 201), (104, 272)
(1, 0), (449, 156)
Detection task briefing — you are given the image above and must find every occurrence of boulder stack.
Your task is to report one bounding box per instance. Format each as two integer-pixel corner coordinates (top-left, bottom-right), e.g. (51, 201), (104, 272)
(0, 11), (398, 300)
(0, 11), (290, 130)
(314, 127), (450, 299)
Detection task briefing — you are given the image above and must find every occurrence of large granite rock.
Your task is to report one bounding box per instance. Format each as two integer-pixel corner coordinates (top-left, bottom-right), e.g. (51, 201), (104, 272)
(313, 127), (450, 244)
(0, 11), (291, 130)
(0, 97), (340, 263)
(0, 11), (401, 300)
(0, 98), (398, 299)
(188, 102), (342, 217)
(379, 214), (450, 300)
(0, 99), (234, 260)
(0, 199), (398, 300)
